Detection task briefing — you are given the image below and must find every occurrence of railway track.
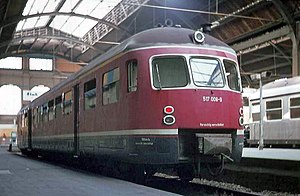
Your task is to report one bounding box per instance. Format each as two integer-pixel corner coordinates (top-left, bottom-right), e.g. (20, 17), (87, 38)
(145, 175), (261, 196)
(15, 151), (298, 195)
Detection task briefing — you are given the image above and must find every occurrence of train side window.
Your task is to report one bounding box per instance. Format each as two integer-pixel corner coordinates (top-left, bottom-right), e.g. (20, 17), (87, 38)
(251, 102), (260, 122)
(21, 112), (25, 128)
(243, 97), (249, 106)
(42, 103), (48, 122)
(32, 109), (36, 127)
(33, 108), (38, 126)
(290, 97), (300, 119)
(38, 106), (42, 124)
(48, 100), (54, 121)
(84, 78), (96, 110)
(127, 60), (137, 92)
(103, 68), (120, 105)
(266, 100), (282, 120)
(24, 112), (28, 127)
(223, 60), (241, 92)
(55, 95), (62, 118)
(63, 90), (72, 115)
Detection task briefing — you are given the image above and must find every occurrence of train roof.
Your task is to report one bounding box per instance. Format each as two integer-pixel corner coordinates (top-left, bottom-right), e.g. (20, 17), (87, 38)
(249, 76), (300, 101)
(85, 27), (235, 72)
(29, 27), (236, 107)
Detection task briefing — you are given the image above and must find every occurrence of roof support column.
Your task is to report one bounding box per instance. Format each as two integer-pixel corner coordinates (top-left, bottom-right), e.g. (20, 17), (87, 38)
(291, 22), (300, 76)
(22, 57), (29, 70)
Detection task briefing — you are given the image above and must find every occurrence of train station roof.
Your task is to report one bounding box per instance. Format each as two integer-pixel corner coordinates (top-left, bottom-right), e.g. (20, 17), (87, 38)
(0, 0), (299, 87)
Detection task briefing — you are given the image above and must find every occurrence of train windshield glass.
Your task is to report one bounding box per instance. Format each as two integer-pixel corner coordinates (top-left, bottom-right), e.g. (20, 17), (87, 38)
(224, 60), (242, 92)
(190, 57), (224, 88)
(152, 56), (189, 89)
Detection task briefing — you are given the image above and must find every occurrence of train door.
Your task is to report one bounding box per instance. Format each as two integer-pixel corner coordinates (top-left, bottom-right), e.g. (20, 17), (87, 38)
(73, 84), (80, 156)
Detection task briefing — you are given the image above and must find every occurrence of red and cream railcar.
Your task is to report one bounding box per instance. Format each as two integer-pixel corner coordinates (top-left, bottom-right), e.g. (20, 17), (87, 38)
(17, 27), (243, 179)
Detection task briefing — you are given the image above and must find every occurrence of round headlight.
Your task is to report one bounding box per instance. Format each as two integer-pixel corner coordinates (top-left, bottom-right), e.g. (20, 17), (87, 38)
(194, 31), (205, 43)
(163, 115), (176, 126)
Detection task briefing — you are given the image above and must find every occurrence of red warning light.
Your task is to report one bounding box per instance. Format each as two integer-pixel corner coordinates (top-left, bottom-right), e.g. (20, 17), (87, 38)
(164, 106), (174, 114)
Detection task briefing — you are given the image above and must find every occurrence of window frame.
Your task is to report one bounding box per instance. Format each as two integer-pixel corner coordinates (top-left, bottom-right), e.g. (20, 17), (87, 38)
(127, 60), (138, 92)
(151, 55), (190, 89)
(250, 101), (261, 122)
(102, 67), (120, 105)
(189, 56), (225, 88)
(266, 99), (282, 121)
(223, 59), (242, 92)
(55, 95), (62, 118)
(289, 96), (300, 119)
(84, 78), (97, 110)
(63, 90), (72, 115)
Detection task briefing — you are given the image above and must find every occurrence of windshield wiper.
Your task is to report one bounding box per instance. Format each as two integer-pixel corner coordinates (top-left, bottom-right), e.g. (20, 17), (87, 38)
(155, 64), (162, 90)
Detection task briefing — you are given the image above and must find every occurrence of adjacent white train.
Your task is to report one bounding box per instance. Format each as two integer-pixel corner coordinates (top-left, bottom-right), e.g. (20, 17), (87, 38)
(248, 77), (300, 148)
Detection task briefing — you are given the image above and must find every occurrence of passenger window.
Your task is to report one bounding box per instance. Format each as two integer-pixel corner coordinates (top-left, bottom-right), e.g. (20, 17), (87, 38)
(103, 68), (120, 105)
(223, 60), (241, 92)
(38, 106), (42, 124)
(48, 100), (54, 121)
(127, 60), (137, 92)
(266, 100), (282, 120)
(42, 104), (48, 122)
(55, 95), (62, 118)
(84, 79), (96, 110)
(32, 108), (37, 127)
(63, 90), (72, 115)
(24, 112), (28, 127)
(290, 97), (300, 119)
(21, 113), (25, 128)
(251, 102), (260, 122)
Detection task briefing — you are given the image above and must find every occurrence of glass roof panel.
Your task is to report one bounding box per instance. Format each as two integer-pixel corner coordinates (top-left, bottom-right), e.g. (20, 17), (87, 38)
(33, 16), (50, 28)
(59, 0), (81, 12)
(16, 0), (123, 38)
(50, 15), (70, 30)
(71, 19), (98, 37)
(90, 0), (122, 19)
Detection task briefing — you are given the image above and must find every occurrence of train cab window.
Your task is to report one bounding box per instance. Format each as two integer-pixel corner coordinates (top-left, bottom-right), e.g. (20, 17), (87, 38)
(223, 60), (241, 92)
(42, 104), (48, 122)
(190, 57), (224, 87)
(55, 95), (62, 118)
(251, 102), (260, 122)
(103, 68), (120, 105)
(48, 100), (54, 121)
(84, 79), (96, 110)
(290, 97), (300, 119)
(266, 100), (282, 120)
(63, 91), (72, 115)
(152, 56), (188, 89)
(127, 60), (138, 92)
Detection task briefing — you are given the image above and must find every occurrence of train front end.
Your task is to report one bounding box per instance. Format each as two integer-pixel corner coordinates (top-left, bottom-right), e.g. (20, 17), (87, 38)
(132, 28), (244, 178)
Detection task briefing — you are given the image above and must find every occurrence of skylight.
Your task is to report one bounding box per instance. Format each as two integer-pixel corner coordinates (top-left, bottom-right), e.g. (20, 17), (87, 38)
(16, 0), (123, 38)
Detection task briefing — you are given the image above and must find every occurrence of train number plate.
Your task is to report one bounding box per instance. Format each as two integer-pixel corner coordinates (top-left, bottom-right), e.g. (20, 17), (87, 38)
(202, 96), (223, 102)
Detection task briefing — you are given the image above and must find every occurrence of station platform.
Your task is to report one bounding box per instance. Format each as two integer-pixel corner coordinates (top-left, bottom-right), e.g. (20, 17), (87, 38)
(242, 147), (300, 161)
(0, 147), (178, 196)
